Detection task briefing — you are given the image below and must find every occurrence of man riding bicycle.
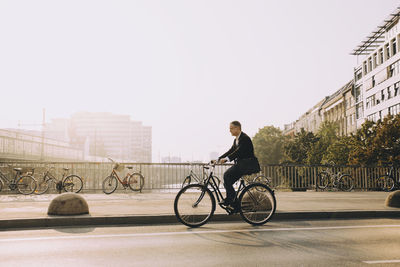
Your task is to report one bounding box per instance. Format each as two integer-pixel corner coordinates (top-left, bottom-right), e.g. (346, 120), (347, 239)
(217, 121), (260, 208)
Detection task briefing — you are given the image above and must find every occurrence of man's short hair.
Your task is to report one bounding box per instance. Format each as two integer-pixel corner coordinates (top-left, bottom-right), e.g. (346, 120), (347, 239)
(230, 121), (241, 129)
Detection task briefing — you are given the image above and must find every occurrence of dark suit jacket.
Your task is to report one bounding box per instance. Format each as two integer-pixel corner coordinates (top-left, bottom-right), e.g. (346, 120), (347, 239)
(219, 132), (255, 163)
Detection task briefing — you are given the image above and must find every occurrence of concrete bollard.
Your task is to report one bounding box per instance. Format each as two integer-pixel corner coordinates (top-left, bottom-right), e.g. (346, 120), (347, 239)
(385, 190), (400, 208)
(48, 193), (89, 216)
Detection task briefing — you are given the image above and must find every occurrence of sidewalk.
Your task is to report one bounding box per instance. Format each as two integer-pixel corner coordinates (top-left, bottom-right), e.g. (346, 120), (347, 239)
(0, 191), (399, 229)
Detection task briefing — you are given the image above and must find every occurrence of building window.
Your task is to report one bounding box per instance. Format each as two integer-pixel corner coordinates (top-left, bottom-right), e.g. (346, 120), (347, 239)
(381, 88), (386, 101)
(363, 61), (368, 75)
(366, 95), (375, 109)
(388, 86), (393, 99)
(379, 48), (384, 64)
(368, 57), (373, 72)
(355, 69), (362, 81)
(385, 43), (390, 60)
(395, 82), (399, 96)
(392, 38), (397, 56)
(356, 103), (363, 119)
(372, 75), (376, 87)
(355, 85), (362, 103)
(389, 103), (400, 115)
(373, 53), (378, 68)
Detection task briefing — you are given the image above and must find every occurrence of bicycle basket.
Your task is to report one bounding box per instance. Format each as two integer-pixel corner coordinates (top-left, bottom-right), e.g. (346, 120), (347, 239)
(113, 163), (125, 172)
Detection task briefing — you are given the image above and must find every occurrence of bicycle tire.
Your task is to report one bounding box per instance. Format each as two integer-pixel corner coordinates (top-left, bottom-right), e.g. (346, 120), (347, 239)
(16, 175), (37, 195)
(128, 173), (144, 192)
(182, 176), (191, 188)
(34, 178), (50, 195)
(102, 175), (118, 194)
(0, 178), (4, 192)
(63, 175), (83, 193)
(238, 183), (276, 226)
(317, 171), (329, 190)
(174, 184), (216, 228)
(339, 174), (354, 192)
(379, 175), (395, 192)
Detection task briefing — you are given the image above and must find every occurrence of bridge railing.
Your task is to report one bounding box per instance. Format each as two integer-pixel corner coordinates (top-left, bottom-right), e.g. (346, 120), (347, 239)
(0, 162), (398, 192)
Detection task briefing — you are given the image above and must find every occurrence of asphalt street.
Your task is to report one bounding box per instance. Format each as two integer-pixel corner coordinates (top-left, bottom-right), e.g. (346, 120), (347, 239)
(0, 219), (399, 266)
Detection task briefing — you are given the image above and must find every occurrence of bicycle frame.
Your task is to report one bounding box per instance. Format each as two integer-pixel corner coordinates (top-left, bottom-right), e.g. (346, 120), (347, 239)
(201, 164), (246, 209)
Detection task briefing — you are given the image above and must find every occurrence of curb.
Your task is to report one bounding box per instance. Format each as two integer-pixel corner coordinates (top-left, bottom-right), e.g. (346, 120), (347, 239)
(1, 210), (400, 230)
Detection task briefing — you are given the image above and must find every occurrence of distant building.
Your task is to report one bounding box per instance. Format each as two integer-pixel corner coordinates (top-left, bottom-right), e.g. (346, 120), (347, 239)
(44, 112), (152, 162)
(162, 156), (182, 163)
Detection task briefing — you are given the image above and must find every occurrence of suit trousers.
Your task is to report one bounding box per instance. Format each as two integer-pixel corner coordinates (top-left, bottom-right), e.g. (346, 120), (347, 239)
(223, 164), (243, 203)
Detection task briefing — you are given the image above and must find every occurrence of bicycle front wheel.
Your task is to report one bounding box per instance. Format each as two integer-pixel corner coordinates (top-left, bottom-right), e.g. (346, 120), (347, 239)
(182, 176), (191, 188)
(16, 175), (37, 195)
(239, 183), (276, 226)
(339, 175), (354, 192)
(174, 184), (216, 228)
(128, 173), (144, 192)
(63, 175), (83, 193)
(103, 176), (118, 194)
(379, 175), (395, 192)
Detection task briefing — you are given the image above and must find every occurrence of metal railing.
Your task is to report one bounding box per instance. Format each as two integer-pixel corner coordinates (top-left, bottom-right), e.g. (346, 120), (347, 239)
(0, 161), (398, 192)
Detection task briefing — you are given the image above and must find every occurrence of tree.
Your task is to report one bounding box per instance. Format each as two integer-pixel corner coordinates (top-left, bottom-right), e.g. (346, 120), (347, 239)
(348, 120), (379, 166)
(253, 126), (286, 165)
(373, 114), (400, 165)
(307, 121), (339, 165)
(323, 136), (355, 165)
(283, 128), (318, 164)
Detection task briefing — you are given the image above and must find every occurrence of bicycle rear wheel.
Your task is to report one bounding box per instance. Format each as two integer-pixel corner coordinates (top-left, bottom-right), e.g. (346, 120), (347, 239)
(317, 172), (329, 190)
(253, 175), (271, 186)
(63, 175), (83, 193)
(102, 176), (118, 194)
(128, 173), (144, 192)
(174, 184), (216, 228)
(34, 178), (50, 195)
(339, 175), (354, 191)
(239, 183), (276, 226)
(16, 175), (37, 195)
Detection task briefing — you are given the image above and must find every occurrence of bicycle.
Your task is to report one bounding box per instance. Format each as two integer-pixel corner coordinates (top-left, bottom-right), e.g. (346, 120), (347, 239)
(102, 159), (144, 194)
(376, 165), (399, 192)
(34, 167), (84, 194)
(0, 166), (37, 195)
(181, 165), (221, 188)
(174, 161), (276, 227)
(317, 165), (354, 191)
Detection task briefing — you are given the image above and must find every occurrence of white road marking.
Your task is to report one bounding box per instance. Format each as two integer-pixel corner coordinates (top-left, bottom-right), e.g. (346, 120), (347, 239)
(0, 224), (400, 242)
(363, 260), (400, 264)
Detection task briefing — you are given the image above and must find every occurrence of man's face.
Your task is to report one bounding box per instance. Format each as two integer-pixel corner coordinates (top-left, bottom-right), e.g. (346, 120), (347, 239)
(229, 124), (241, 136)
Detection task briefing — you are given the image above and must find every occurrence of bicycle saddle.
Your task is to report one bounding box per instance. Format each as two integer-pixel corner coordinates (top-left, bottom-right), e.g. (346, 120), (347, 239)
(13, 168), (22, 172)
(63, 168), (69, 171)
(126, 166), (133, 169)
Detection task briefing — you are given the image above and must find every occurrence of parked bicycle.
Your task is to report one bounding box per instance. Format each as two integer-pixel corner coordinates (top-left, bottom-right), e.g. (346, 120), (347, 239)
(376, 165), (399, 192)
(0, 166), (37, 195)
(34, 167), (83, 194)
(181, 165), (221, 188)
(317, 165), (354, 191)
(174, 161), (276, 227)
(102, 159), (144, 194)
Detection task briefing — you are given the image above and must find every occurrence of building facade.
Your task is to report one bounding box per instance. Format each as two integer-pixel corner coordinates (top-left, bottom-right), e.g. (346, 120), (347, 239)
(351, 8), (400, 126)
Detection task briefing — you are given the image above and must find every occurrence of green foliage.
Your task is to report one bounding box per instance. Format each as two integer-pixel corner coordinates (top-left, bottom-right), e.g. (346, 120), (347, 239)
(323, 136), (355, 165)
(283, 128), (318, 164)
(349, 114), (400, 166)
(307, 121), (339, 165)
(252, 126), (286, 165)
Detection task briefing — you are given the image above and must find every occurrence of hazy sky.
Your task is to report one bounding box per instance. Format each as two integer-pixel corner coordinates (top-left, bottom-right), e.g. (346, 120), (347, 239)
(0, 0), (399, 162)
